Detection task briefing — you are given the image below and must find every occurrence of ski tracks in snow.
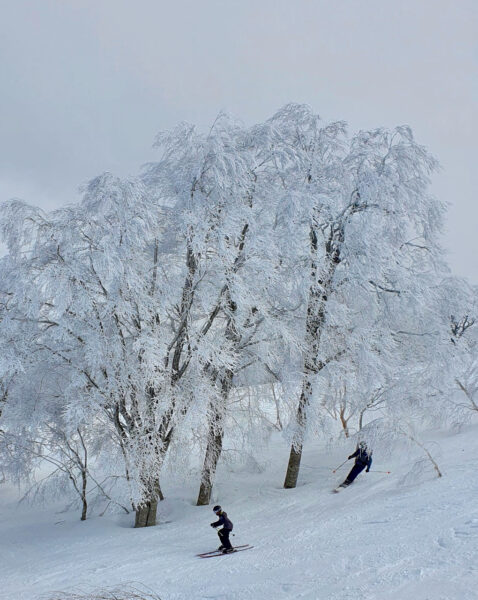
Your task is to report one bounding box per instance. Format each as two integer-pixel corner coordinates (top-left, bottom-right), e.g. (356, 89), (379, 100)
(2, 425), (478, 599)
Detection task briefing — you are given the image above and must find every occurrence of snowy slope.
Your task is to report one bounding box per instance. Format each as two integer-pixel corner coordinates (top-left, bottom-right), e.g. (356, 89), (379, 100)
(1, 424), (478, 600)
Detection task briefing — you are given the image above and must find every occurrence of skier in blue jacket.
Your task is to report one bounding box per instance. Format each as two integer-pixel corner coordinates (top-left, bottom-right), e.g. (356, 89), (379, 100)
(339, 441), (372, 488)
(210, 505), (234, 553)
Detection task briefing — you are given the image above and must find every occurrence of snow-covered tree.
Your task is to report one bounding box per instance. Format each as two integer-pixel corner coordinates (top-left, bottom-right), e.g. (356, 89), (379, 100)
(143, 115), (287, 506)
(0, 103), (462, 528)
(259, 107), (446, 489)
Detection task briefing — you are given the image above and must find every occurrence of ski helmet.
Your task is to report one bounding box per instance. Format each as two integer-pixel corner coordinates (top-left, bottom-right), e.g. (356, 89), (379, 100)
(213, 505), (221, 513)
(358, 441), (367, 450)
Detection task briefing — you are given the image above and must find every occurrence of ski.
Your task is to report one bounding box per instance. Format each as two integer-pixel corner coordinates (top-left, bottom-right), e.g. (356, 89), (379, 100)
(332, 485), (348, 493)
(196, 544), (251, 557)
(198, 546), (253, 558)
(196, 545), (252, 558)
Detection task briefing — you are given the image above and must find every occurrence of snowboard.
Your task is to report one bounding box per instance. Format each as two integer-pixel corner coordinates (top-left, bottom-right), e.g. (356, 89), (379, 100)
(197, 544), (253, 558)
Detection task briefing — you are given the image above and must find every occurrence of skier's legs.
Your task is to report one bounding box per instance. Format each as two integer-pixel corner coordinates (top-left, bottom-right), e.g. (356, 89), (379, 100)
(219, 528), (233, 550)
(343, 463), (366, 485)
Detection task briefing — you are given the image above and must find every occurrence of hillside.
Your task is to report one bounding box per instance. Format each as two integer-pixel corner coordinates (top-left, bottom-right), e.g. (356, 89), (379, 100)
(1, 424), (478, 600)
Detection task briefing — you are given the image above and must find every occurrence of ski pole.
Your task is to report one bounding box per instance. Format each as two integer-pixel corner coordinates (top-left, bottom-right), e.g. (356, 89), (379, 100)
(368, 470), (391, 474)
(332, 459), (349, 473)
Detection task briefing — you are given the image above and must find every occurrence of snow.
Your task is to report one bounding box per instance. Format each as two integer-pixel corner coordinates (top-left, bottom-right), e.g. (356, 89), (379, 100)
(1, 424), (478, 600)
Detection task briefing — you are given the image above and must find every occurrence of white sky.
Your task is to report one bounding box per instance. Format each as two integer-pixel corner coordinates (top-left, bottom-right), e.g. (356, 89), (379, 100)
(1, 0), (477, 282)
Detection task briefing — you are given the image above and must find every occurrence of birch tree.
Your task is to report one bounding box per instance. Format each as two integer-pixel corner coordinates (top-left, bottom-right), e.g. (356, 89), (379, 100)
(269, 109), (445, 488)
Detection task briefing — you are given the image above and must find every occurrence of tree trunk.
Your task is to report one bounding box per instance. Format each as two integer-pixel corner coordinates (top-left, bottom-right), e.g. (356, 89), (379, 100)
(196, 412), (225, 505)
(134, 481), (163, 527)
(134, 498), (158, 528)
(80, 468), (87, 521)
(197, 371), (232, 506)
(358, 408), (365, 432)
(339, 406), (349, 438)
(283, 219), (342, 489)
(284, 444), (304, 489)
(284, 379), (310, 488)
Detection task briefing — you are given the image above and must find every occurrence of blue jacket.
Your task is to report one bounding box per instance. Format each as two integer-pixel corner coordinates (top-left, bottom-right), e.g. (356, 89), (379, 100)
(349, 447), (372, 470)
(211, 511), (233, 531)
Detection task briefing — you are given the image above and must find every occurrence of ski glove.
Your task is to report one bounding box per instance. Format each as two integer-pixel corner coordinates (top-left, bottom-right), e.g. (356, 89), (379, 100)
(348, 455), (352, 460)
(365, 469), (370, 472)
(210, 523), (216, 528)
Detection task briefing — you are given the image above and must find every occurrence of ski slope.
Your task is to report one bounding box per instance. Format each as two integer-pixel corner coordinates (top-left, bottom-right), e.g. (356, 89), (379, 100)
(1, 424), (478, 600)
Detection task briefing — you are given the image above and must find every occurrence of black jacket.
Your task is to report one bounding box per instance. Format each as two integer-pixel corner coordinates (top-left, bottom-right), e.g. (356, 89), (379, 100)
(211, 510), (233, 531)
(349, 447), (372, 470)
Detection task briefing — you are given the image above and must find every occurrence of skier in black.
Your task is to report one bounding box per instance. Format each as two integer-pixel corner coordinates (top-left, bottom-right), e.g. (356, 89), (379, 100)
(338, 441), (372, 488)
(210, 505), (234, 553)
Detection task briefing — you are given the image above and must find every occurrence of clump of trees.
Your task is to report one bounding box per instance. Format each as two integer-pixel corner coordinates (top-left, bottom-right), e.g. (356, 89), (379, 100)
(0, 105), (476, 526)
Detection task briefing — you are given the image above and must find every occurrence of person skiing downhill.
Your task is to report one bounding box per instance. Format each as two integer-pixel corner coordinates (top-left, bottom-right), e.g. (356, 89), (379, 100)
(210, 505), (234, 553)
(338, 441), (372, 489)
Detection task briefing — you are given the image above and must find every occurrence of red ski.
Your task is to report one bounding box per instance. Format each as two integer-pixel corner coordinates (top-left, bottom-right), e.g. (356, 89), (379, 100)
(197, 545), (253, 558)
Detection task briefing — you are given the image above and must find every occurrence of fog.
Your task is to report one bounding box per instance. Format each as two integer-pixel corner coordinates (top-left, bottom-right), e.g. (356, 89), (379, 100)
(1, 0), (476, 280)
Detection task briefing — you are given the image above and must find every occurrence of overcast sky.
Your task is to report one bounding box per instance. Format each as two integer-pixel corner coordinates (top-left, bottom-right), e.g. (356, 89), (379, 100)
(1, 0), (476, 282)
